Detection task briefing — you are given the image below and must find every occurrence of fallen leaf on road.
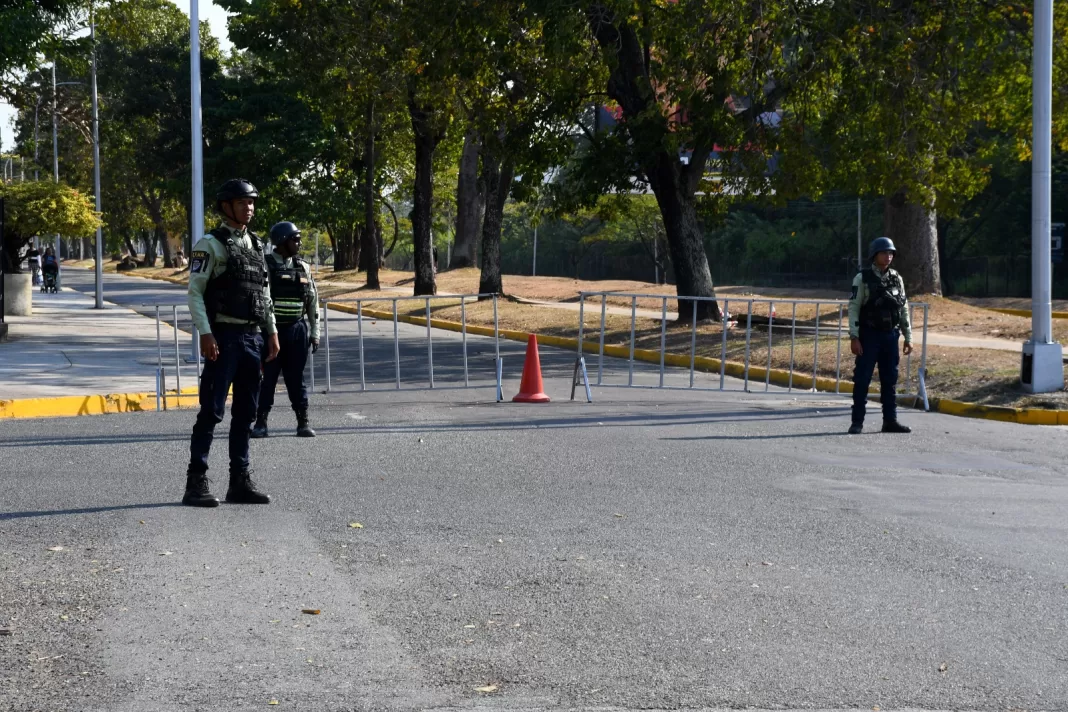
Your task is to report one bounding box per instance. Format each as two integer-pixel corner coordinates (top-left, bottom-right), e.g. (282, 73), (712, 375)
(613, 513), (624, 518)
(348, 522), (363, 529)
(269, 620), (281, 624)
(139, 520), (145, 525)
(301, 609), (321, 615)
(463, 624), (476, 629)
(59, 615), (69, 621)
(474, 685), (498, 693)
(268, 700), (279, 705)
(47, 546), (64, 552)
(159, 551), (173, 556)
(939, 663), (948, 673)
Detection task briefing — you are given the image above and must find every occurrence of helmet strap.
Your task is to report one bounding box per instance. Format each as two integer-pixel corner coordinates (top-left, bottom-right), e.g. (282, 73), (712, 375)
(221, 200), (247, 230)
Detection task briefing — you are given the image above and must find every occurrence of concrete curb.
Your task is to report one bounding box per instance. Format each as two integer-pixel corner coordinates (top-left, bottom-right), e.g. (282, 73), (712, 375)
(927, 397), (1068, 425)
(0, 388), (199, 419)
(327, 301), (1068, 427)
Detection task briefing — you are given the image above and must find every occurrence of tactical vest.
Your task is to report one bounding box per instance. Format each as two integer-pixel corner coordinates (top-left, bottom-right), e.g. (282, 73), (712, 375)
(204, 227), (268, 324)
(859, 267), (906, 331)
(267, 253), (310, 325)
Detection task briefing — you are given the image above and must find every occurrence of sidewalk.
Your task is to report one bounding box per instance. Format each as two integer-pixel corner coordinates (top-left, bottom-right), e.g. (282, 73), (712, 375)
(0, 270), (195, 403)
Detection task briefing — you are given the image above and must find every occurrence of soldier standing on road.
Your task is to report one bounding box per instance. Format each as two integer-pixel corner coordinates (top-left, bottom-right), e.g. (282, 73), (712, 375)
(251, 221), (319, 439)
(847, 237), (914, 435)
(183, 179), (281, 508)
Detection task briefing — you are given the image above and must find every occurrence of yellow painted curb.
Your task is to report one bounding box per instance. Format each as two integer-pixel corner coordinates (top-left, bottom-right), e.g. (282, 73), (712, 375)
(0, 387), (199, 419)
(327, 300), (1068, 425)
(983, 307), (1068, 320)
(929, 397), (1068, 426)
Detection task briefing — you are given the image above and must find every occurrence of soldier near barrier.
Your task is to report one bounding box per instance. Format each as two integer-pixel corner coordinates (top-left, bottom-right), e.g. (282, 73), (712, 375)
(183, 178), (281, 508)
(847, 236), (914, 435)
(251, 221), (319, 439)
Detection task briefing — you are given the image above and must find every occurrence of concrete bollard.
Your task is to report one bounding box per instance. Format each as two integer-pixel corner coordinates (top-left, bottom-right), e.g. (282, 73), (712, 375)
(3, 273), (32, 316)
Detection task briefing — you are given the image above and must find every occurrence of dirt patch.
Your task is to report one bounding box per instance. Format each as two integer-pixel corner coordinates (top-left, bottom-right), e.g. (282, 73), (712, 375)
(957, 296), (1068, 313)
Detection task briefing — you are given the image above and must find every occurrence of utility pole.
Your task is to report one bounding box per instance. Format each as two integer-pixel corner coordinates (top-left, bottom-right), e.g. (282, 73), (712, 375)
(856, 198), (862, 270)
(51, 61), (60, 263)
(1022, 0), (1064, 392)
(91, 5), (104, 308)
(190, 0), (205, 367)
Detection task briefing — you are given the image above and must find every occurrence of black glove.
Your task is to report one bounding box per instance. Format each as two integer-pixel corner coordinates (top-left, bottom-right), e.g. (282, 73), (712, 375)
(311, 339), (319, 354)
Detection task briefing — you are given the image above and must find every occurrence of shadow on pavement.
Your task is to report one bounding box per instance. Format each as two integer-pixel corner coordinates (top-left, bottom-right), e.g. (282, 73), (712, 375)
(0, 502), (182, 521)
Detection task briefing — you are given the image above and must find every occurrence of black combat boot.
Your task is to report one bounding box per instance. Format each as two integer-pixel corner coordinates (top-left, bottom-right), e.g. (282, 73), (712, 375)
(296, 409), (316, 438)
(183, 471), (220, 508)
(881, 420), (912, 434)
(250, 414), (269, 439)
(847, 422), (863, 435)
(225, 470), (271, 504)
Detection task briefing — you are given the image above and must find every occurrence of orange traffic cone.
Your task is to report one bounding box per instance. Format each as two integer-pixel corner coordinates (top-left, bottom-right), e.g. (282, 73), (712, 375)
(513, 334), (551, 403)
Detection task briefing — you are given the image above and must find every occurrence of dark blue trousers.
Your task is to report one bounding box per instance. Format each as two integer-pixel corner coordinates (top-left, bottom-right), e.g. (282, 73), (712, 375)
(258, 319), (309, 417)
(852, 328), (900, 425)
(189, 325), (263, 475)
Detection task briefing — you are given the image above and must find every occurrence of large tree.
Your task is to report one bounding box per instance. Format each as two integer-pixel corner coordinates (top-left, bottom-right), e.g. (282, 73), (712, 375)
(808, 1), (1068, 295)
(544, 1), (827, 322)
(0, 180), (101, 273)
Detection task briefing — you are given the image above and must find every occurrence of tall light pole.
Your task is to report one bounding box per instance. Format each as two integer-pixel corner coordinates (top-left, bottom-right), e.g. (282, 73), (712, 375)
(51, 61), (60, 263)
(1021, 0), (1064, 393)
(91, 6), (103, 308)
(190, 0), (204, 263)
(190, 0), (205, 364)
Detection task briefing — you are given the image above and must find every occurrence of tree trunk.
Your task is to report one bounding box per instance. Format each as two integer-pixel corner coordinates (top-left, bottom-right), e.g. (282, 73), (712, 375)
(884, 189), (942, 296)
(453, 127), (483, 269)
(156, 224), (173, 268)
(478, 152), (514, 297)
(646, 153), (720, 322)
(123, 229), (138, 259)
(332, 225), (360, 272)
(586, 3), (719, 322)
(361, 103), (381, 289)
(408, 94), (442, 296)
(143, 228), (158, 267)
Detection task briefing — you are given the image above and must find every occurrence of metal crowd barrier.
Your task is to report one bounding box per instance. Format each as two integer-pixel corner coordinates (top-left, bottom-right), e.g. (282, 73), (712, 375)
(575, 292), (930, 409)
(320, 293), (503, 398)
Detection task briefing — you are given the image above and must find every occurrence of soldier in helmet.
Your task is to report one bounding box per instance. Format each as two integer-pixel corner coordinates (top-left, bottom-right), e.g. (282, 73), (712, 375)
(183, 178), (281, 507)
(251, 222), (319, 439)
(847, 236), (914, 435)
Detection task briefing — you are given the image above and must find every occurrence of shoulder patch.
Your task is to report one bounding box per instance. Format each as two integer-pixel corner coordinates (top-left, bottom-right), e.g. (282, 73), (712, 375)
(189, 250), (210, 274)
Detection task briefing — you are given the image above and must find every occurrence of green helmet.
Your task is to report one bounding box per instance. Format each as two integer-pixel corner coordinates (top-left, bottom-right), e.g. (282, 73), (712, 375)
(868, 236), (896, 260)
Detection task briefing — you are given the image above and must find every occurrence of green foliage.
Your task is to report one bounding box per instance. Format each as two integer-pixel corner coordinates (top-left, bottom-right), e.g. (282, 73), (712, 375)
(1, 180), (102, 272)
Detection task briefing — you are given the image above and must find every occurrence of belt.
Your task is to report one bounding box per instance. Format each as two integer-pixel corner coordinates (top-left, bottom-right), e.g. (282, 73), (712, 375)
(212, 322), (261, 333)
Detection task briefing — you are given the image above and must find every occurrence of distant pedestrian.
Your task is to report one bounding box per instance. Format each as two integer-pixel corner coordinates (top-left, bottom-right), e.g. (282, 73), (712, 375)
(847, 237), (913, 435)
(251, 221), (319, 439)
(24, 246), (41, 286)
(183, 178), (280, 508)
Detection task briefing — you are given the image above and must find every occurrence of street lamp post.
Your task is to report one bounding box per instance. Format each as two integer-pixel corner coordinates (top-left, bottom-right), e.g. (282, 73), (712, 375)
(91, 8), (103, 309)
(51, 62), (60, 263)
(190, 0), (205, 364)
(1021, 0), (1064, 392)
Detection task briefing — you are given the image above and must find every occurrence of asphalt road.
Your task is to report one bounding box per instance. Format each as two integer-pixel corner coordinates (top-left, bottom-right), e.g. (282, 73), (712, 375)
(1, 271), (1066, 711)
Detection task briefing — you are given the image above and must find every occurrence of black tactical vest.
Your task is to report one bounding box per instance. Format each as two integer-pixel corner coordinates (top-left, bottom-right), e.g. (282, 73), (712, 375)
(205, 227), (268, 324)
(267, 253), (310, 325)
(859, 267), (906, 331)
